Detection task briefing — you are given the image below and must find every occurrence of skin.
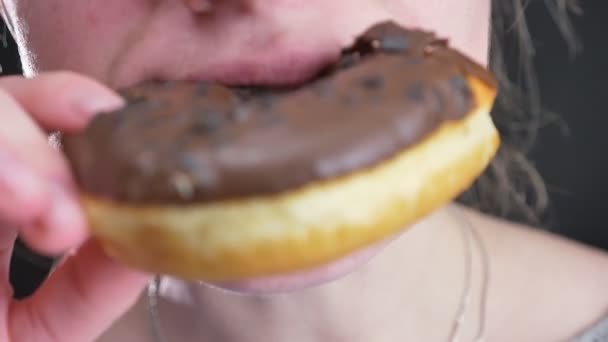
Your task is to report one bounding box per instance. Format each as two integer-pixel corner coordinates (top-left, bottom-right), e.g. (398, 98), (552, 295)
(0, 0), (607, 341)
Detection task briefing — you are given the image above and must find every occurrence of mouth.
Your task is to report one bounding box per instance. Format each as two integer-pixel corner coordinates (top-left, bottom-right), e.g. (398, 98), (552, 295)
(114, 27), (347, 90)
(182, 48), (343, 87)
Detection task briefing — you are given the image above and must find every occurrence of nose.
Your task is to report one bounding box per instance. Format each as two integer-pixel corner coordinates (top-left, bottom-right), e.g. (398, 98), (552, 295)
(181, 0), (213, 14)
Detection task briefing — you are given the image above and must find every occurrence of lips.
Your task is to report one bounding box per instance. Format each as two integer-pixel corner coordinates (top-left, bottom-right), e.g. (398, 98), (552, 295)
(109, 20), (348, 89)
(182, 48), (342, 87)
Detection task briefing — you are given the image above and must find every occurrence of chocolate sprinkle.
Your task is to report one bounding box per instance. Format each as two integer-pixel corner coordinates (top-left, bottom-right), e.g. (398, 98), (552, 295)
(196, 82), (209, 96)
(359, 75), (384, 90)
(449, 75), (472, 101)
(189, 111), (225, 134)
(407, 82), (426, 103)
(378, 36), (409, 53)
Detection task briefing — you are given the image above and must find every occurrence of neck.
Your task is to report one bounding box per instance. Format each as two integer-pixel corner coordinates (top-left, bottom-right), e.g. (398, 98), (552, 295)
(154, 204), (486, 342)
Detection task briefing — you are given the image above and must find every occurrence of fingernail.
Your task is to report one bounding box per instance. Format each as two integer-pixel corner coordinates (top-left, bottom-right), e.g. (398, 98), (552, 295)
(45, 183), (87, 236)
(75, 91), (125, 117)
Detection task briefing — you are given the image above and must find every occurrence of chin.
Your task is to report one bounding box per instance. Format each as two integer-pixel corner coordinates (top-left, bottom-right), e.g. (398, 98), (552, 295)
(206, 236), (395, 295)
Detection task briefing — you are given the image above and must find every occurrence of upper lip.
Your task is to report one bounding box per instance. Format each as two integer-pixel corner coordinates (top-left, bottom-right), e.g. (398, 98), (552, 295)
(112, 38), (345, 89)
(180, 48), (342, 87)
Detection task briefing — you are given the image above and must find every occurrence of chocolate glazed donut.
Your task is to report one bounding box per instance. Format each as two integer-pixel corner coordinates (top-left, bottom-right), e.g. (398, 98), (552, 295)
(62, 21), (500, 281)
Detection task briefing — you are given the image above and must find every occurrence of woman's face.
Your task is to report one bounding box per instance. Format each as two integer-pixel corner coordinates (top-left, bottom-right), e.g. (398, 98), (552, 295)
(2, 0), (491, 89)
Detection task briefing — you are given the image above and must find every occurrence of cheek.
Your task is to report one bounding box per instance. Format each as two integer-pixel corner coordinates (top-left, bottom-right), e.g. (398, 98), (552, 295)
(13, 0), (147, 80)
(431, 0), (492, 64)
(388, 0), (491, 64)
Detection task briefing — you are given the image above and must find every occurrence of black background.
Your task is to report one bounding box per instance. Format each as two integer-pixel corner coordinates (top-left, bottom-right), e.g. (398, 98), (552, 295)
(526, 0), (608, 250)
(1, 1), (608, 297)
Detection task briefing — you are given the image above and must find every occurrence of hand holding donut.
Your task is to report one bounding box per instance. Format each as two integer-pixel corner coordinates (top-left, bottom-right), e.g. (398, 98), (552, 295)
(0, 72), (150, 342)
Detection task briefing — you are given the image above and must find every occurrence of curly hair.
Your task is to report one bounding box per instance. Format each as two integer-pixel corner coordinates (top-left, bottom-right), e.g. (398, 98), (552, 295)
(458, 0), (581, 226)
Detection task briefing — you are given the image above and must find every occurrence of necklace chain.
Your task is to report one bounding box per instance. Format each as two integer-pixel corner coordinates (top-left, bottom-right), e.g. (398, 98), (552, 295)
(448, 207), (490, 342)
(148, 276), (166, 342)
(148, 209), (490, 342)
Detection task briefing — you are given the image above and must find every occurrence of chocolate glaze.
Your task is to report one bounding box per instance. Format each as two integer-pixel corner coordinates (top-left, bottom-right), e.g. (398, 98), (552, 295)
(62, 21), (497, 204)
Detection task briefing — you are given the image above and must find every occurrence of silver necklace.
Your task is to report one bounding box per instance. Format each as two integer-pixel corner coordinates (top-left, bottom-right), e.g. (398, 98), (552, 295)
(447, 207), (490, 342)
(147, 275), (166, 342)
(147, 209), (491, 342)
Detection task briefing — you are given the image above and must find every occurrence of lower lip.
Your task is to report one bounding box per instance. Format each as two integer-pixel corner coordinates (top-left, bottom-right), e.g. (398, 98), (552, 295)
(210, 236), (395, 294)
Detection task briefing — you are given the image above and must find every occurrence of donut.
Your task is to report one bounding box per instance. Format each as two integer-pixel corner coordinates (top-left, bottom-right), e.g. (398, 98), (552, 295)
(61, 21), (500, 281)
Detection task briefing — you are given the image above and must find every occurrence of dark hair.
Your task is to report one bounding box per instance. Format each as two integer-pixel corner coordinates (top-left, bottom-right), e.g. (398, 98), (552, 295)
(457, 0), (581, 226)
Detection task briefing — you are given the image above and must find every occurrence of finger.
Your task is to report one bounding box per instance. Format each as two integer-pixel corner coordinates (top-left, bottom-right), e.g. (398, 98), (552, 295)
(0, 91), (85, 254)
(0, 71), (123, 185)
(0, 149), (50, 225)
(8, 240), (151, 342)
(0, 220), (17, 300)
(0, 89), (67, 184)
(0, 72), (124, 254)
(0, 71), (124, 133)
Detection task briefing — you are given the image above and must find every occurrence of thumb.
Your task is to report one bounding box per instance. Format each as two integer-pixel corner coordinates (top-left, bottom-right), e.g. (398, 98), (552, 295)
(8, 240), (152, 342)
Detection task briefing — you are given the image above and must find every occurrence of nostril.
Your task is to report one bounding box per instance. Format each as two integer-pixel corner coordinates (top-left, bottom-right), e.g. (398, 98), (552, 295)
(181, 0), (214, 14)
